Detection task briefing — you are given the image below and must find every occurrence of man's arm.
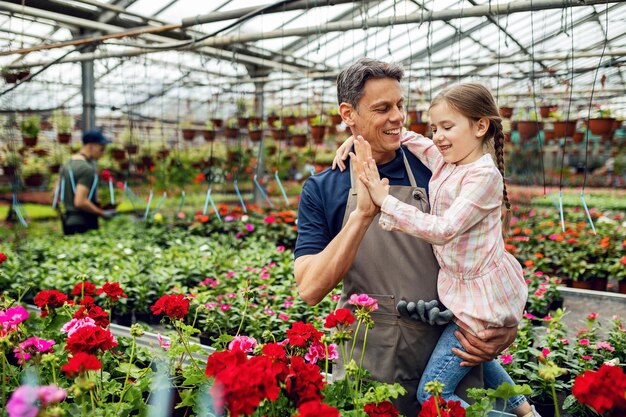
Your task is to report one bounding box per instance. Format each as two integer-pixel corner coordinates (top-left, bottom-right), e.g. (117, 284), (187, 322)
(74, 184), (105, 217)
(452, 326), (518, 367)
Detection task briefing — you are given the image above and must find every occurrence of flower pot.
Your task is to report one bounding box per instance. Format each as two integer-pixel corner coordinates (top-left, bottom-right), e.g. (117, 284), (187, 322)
(619, 281), (626, 294)
(181, 128), (196, 141)
(529, 397), (556, 417)
(33, 148), (49, 157)
(552, 121), (577, 138)
(571, 277), (607, 292)
(22, 136), (38, 147)
(141, 156), (154, 166)
(517, 121), (543, 141)
(224, 127), (239, 139)
(267, 115), (279, 127)
(249, 130), (262, 142)
(291, 134), (307, 147)
(329, 114), (342, 125)
(156, 149), (170, 160)
(237, 117), (249, 128)
(249, 116), (262, 126)
(311, 126), (326, 144)
(125, 144), (138, 155)
(2, 166), (17, 177)
(57, 132), (72, 144)
(409, 122), (429, 136)
(283, 116), (296, 126)
(211, 118), (223, 128)
(201, 130), (215, 142)
(271, 129), (287, 141)
(543, 130), (555, 142)
(572, 131), (585, 144)
(48, 164), (61, 174)
(111, 149), (127, 161)
(540, 105), (557, 119)
(499, 107), (514, 119)
(23, 173), (45, 187)
(588, 118), (615, 136)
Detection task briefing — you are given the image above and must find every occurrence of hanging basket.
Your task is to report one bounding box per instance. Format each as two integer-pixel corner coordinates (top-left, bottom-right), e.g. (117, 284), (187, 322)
(181, 128), (196, 141)
(517, 121), (542, 141)
(202, 130), (216, 142)
(237, 117), (249, 128)
(539, 105), (557, 119)
(329, 114), (342, 125)
(283, 116), (297, 126)
(409, 122), (429, 136)
(23, 173), (45, 187)
(141, 156), (154, 167)
(271, 129), (287, 141)
(572, 131), (585, 144)
(48, 164), (61, 174)
(291, 134), (307, 148)
(111, 149), (127, 161)
(22, 136), (38, 147)
(499, 107), (514, 119)
(57, 133), (72, 144)
(249, 130), (263, 142)
(211, 118), (223, 128)
(311, 126), (326, 144)
(588, 118), (615, 136)
(224, 127), (239, 139)
(125, 144), (138, 155)
(543, 130), (555, 143)
(553, 121), (577, 138)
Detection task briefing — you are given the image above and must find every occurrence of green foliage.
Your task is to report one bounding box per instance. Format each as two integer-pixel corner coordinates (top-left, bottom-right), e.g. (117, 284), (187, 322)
(19, 114), (41, 137)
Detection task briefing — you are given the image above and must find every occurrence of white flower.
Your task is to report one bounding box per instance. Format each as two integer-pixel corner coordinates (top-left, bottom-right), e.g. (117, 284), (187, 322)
(57, 253), (66, 259)
(199, 244), (210, 252)
(123, 248), (133, 255)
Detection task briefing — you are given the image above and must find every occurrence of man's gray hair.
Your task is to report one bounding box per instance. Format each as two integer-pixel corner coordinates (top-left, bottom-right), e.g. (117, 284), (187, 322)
(336, 58), (404, 108)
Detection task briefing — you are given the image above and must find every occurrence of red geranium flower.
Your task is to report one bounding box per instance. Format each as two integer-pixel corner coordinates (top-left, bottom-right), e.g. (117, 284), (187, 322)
(286, 322), (323, 348)
(151, 294), (189, 320)
(96, 282), (127, 302)
(364, 400), (400, 417)
(262, 342), (288, 362)
(65, 326), (117, 355)
(418, 396), (466, 417)
(294, 400), (341, 417)
(73, 304), (110, 327)
(0, 252), (7, 264)
(572, 364), (626, 414)
(284, 356), (326, 407)
(324, 308), (355, 328)
(61, 352), (102, 377)
(72, 281), (97, 297)
(34, 290), (68, 317)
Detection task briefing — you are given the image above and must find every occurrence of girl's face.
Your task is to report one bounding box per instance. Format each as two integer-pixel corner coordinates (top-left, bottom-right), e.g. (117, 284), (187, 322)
(429, 101), (487, 165)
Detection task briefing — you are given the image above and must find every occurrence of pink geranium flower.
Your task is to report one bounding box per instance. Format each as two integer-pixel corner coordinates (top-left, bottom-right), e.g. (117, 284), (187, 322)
(228, 335), (257, 353)
(14, 337), (56, 364)
(61, 317), (97, 337)
(499, 354), (513, 364)
(0, 305), (29, 333)
(348, 294), (378, 311)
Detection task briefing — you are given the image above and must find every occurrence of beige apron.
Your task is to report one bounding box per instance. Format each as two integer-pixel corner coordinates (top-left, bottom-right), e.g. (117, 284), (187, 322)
(338, 150), (482, 416)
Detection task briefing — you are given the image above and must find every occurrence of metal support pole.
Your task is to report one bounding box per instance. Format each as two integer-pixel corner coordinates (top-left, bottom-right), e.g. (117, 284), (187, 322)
(253, 80), (266, 206)
(81, 44), (96, 131)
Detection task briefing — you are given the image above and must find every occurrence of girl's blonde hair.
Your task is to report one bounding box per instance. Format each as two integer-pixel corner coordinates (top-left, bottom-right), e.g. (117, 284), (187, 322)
(430, 82), (512, 231)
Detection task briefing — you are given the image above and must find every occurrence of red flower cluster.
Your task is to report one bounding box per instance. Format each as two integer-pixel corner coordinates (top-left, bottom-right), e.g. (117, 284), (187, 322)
(65, 325), (117, 355)
(324, 308), (355, 328)
(572, 364), (626, 414)
(72, 281), (97, 297)
(34, 290), (68, 317)
(286, 322), (323, 347)
(0, 252), (7, 264)
(150, 294), (189, 320)
(418, 396), (466, 417)
(74, 304), (110, 328)
(96, 282), (127, 302)
(285, 356), (326, 406)
(61, 352), (102, 377)
(294, 400), (340, 417)
(364, 401), (400, 417)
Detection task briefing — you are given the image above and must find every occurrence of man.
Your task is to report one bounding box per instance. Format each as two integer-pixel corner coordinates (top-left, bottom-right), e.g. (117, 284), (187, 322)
(294, 58), (516, 415)
(59, 130), (114, 235)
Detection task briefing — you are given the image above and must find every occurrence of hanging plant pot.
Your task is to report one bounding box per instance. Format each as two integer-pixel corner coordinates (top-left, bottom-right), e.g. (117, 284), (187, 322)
(271, 128), (287, 141)
(517, 121), (542, 141)
(311, 126), (326, 144)
(23, 173), (45, 187)
(125, 144), (138, 155)
(48, 164), (61, 174)
(224, 127), (239, 139)
(249, 116), (262, 126)
(283, 116), (297, 126)
(543, 130), (555, 143)
(57, 133), (72, 144)
(588, 118), (615, 136)
(202, 130), (215, 142)
(141, 156), (154, 166)
(210, 118), (222, 128)
(249, 130), (263, 142)
(291, 134), (307, 147)
(111, 149), (127, 161)
(499, 107), (514, 119)
(119, 161), (130, 170)
(267, 115), (279, 127)
(156, 148), (170, 160)
(539, 105), (557, 119)
(2, 70), (30, 84)
(329, 114), (342, 125)
(2, 166), (17, 177)
(553, 121), (577, 138)
(181, 128), (196, 141)
(237, 117), (249, 128)
(22, 136), (38, 147)
(613, 119), (623, 131)
(407, 109), (420, 123)
(409, 122), (429, 136)
(572, 131), (585, 144)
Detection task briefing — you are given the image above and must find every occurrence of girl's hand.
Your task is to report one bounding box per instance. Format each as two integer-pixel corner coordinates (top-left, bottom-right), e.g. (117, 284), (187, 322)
(332, 136), (354, 171)
(354, 138), (389, 207)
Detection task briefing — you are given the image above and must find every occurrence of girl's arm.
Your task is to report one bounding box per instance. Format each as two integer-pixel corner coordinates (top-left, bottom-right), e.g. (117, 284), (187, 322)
(400, 130), (442, 170)
(379, 165), (502, 245)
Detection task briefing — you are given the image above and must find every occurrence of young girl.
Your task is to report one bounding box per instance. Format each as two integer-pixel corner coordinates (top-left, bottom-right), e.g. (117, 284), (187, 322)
(334, 83), (538, 417)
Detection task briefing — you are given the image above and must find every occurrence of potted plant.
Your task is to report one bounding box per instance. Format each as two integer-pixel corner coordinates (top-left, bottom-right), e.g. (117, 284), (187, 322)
(180, 120), (196, 141)
(120, 126), (139, 154)
(539, 104), (558, 119)
(271, 119), (287, 141)
(21, 155), (48, 187)
(588, 106), (615, 139)
(109, 144), (127, 161)
(19, 114), (41, 147)
(202, 120), (216, 142)
(52, 110), (73, 144)
(266, 110), (279, 127)
(248, 121), (264, 142)
(514, 109), (542, 142)
(1, 148), (22, 177)
(499, 106), (514, 119)
(550, 110), (577, 138)
(288, 125), (307, 147)
(309, 115), (329, 144)
(328, 107), (342, 125)
(1, 67), (30, 83)
(46, 147), (68, 174)
(224, 118), (239, 139)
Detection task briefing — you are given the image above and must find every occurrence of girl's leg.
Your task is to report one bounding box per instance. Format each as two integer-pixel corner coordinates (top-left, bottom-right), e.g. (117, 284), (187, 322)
(417, 322), (471, 407)
(482, 360), (535, 416)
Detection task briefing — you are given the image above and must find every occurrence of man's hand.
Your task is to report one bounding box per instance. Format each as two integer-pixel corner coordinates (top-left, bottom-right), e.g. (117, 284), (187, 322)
(452, 326), (517, 367)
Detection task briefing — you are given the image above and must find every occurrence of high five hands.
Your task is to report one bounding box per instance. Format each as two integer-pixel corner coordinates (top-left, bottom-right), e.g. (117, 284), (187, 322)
(348, 135), (390, 207)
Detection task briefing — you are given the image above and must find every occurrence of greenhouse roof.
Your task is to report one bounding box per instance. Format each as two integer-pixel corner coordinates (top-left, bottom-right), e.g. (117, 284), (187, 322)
(1, 0), (626, 124)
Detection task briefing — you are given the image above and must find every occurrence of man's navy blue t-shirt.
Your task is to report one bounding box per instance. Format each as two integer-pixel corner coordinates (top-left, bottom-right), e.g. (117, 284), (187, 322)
(294, 146), (432, 259)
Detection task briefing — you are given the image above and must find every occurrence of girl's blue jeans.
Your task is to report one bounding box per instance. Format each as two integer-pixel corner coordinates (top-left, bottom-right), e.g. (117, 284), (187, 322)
(417, 321), (526, 412)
